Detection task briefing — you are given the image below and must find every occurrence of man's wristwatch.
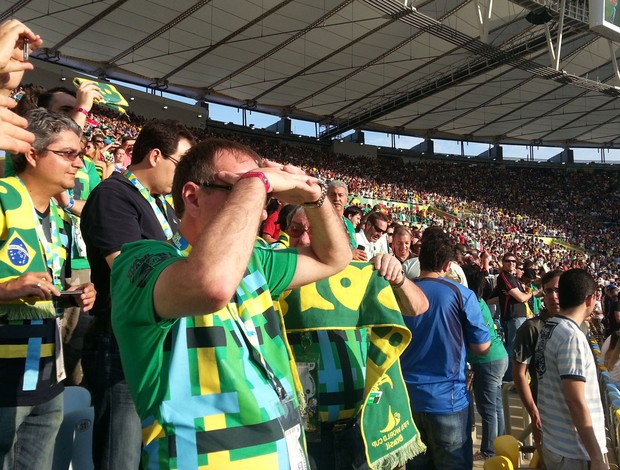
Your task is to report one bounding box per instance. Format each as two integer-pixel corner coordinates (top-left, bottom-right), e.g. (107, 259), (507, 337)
(390, 270), (406, 289)
(62, 197), (75, 212)
(303, 180), (327, 208)
(238, 171), (271, 193)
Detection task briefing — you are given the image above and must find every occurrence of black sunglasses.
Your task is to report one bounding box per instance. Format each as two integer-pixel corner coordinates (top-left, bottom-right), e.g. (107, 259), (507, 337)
(371, 222), (387, 235)
(199, 182), (233, 191)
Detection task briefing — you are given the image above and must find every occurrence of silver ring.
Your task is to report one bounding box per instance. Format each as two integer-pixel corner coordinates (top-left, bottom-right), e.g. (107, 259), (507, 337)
(36, 282), (41, 288)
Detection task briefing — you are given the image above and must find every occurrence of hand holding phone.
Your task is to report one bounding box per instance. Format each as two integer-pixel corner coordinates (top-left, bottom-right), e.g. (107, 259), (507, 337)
(58, 289), (84, 295)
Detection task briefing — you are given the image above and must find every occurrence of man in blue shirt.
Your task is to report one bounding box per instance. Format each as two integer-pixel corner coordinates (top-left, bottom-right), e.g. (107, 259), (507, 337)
(402, 231), (490, 469)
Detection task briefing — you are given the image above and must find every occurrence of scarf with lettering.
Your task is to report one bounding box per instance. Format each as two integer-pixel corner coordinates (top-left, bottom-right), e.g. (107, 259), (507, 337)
(279, 262), (426, 469)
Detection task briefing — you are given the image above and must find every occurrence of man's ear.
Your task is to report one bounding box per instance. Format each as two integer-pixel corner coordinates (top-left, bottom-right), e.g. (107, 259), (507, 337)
(181, 182), (201, 217)
(146, 148), (160, 168)
(441, 260), (452, 273)
(23, 147), (38, 167)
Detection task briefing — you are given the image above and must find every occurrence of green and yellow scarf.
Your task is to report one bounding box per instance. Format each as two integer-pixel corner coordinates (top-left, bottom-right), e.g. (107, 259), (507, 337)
(280, 262), (426, 470)
(0, 177), (66, 319)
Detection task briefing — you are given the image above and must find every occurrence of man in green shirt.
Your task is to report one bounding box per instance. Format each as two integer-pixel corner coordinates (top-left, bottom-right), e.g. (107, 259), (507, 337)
(110, 139), (352, 469)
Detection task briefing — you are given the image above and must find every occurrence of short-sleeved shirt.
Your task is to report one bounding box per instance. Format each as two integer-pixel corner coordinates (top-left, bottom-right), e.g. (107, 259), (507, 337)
(496, 270), (526, 321)
(513, 313), (547, 401)
(535, 316), (606, 460)
(261, 209), (280, 240)
(81, 172), (178, 320)
(111, 240), (301, 468)
(354, 231), (388, 259)
(403, 257), (420, 280)
(401, 277), (490, 414)
(343, 217), (357, 249)
(467, 299), (507, 365)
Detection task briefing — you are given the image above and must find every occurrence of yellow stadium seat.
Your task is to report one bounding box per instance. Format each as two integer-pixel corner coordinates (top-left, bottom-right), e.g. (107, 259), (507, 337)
(494, 435), (521, 469)
(484, 455), (515, 470)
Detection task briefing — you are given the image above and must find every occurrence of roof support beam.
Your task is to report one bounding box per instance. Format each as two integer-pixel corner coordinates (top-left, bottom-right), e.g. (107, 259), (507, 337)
(206, 0), (354, 89)
(251, 17), (398, 102)
(553, 0), (566, 70)
(50, 0), (129, 54)
(321, 0), (614, 140)
(471, 35), (596, 136)
(425, 32), (595, 131)
(161, 0), (295, 81)
(545, 24), (556, 66)
(0, 0), (32, 23)
(474, 0), (493, 43)
(320, 25), (559, 139)
(289, 2), (468, 115)
(106, 0), (212, 66)
(608, 40), (620, 85)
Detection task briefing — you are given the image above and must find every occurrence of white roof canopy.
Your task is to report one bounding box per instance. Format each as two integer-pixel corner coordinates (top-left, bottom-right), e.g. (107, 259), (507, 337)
(10, 0), (620, 147)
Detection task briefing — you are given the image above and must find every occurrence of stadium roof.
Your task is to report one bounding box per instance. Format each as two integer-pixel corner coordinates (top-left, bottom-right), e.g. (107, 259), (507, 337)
(11, 0), (620, 148)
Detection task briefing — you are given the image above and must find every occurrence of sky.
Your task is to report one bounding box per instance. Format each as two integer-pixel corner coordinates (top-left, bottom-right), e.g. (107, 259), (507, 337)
(115, 79), (620, 164)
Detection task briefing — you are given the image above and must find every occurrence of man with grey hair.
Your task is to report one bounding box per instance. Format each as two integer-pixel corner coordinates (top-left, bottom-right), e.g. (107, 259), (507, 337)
(0, 108), (96, 469)
(326, 180), (366, 260)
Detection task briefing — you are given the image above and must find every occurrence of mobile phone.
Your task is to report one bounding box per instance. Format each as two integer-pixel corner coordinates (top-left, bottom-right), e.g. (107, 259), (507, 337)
(23, 39), (29, 61)
(357, 245), (365, 250)
(58, 289), (83, 295)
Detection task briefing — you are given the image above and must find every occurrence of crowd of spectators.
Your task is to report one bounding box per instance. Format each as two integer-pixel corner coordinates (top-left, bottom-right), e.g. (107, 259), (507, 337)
(12, 80), (620, 286)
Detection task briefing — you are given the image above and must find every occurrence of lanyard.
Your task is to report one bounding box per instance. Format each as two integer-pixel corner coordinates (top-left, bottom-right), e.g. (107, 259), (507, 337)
(123, 170), (173, 240)
(18, 178), (63, 290)
(170, 233), (287, 400)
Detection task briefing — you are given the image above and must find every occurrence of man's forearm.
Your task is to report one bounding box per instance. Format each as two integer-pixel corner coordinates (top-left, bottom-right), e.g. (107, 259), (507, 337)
(304, 202), (351, 271)
(186, 178), (264, 297)
(154, 178), (266, 318)
(68, 199), (86, 216)
(513, 364), (538, 417)
(393, 279), (428, 316)
(570, 403), (606, 464)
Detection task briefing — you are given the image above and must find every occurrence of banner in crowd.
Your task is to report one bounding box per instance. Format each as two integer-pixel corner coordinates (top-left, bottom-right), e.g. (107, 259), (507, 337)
(348, 195), (428, 212)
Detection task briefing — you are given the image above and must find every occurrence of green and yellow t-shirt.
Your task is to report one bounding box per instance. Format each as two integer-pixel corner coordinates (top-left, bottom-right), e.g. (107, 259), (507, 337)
(111, 240), (303, 469)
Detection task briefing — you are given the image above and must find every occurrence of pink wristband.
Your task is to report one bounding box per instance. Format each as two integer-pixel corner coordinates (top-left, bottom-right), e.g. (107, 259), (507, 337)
(238, 171), (271, 193)
(74, 107), (89, 116)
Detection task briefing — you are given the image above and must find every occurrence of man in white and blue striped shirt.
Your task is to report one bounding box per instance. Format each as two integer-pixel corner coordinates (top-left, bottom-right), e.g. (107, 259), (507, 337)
(535, 269), (608, 470)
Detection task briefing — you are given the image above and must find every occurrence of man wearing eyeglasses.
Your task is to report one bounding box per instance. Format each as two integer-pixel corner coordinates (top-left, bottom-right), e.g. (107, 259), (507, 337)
(355, 211), (390, 261)
(285, 206), (311, 248)
(496, 253), (536, 381)
(0, 108), (96, 469)
(108, 139), (352, 469)
(80, 119), (194, 470)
